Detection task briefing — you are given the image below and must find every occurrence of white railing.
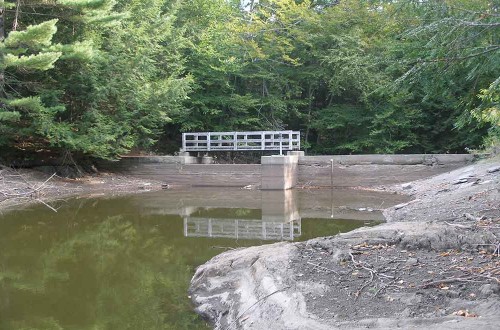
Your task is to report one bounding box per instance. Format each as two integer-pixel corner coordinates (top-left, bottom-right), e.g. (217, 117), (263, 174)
(183, 217), (301, 241)
(182, 130), (300, 152)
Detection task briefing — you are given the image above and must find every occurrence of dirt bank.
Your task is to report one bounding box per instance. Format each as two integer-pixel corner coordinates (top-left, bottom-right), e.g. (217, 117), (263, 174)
(189, 157), (500, 329)
(0, 165), (164, 213)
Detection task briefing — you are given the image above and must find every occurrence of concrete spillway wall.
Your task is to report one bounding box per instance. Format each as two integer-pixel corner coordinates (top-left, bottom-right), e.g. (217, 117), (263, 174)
(98, 153), (474, 190)
(298, 154), (474, 187)
(99, 156), (261, 187)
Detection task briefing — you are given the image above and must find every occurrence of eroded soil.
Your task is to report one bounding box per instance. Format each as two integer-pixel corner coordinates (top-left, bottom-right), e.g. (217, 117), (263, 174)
(295, 242), (500, 323)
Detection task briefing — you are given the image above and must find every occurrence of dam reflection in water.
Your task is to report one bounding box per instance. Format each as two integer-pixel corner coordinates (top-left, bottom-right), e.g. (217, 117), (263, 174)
(183, 191), (301, 241)
(133, 187), (409, 242)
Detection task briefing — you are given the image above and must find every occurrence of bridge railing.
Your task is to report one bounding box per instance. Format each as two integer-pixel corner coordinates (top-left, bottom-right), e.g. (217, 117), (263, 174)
(183, 217), (302, 241)
(182, 130), (300, 152)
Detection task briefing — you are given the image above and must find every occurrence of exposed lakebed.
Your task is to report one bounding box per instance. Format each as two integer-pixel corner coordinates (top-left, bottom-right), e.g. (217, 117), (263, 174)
(0, 188), (408, 329)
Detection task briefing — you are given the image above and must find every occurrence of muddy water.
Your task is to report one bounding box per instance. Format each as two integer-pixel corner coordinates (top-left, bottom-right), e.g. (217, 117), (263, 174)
(0, 188), (407, 330)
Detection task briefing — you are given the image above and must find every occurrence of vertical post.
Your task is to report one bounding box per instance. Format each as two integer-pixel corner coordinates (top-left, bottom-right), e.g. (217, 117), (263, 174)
(330, 159), (334, 218)
(182, 133), (186, 151)
(330, 159), (334, 188)
(207, 133), (211, 151)
(279, 132), (283, 155)
(261, 132), (265, 150)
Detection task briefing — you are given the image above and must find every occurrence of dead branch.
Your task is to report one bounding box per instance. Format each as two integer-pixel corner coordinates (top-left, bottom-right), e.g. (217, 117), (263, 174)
(307, 261), (340, 275)
(445, 221), (474, 229)
(35, 199), (58, 213)
(0, 172), (57, 198)
(355, 269), (374, 300)
(464, 213), (485, 222)
(223, 286), (290, 330)
(349, 253), (395, 280)
(420, 277), (487, 289)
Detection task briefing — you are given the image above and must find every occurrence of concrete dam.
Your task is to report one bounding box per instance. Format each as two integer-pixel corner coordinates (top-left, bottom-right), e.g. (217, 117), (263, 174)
(99, 152), (474, 190)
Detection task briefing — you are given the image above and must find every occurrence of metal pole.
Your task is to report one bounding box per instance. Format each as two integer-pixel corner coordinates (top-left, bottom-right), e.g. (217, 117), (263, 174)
(330, 159), (334, 218)
(279, 132), (283, 156)
(330, 159), (334, 188)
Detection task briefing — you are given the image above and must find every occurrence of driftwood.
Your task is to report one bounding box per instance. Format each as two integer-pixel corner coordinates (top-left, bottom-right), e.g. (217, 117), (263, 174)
(0, 169), (58, 212)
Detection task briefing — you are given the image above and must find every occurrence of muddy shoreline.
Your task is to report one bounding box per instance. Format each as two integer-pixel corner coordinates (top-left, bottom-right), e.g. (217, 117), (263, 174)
(0, 166), (164, 213)
(189, 157), (500, 329)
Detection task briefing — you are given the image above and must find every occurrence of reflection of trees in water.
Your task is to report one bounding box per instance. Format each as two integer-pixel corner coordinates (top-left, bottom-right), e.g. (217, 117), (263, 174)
(0, 216), (208, 330)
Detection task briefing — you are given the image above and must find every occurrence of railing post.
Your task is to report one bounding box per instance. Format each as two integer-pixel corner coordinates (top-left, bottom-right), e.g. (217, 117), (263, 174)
(288, 131), (291, 151)
(207, 133), (211, 151)
(279, 132), (283, 155)
(182, 133), (186, 151)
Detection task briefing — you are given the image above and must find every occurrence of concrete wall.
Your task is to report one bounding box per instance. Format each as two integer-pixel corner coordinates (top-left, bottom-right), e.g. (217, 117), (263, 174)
(99, 156), (261, 187)
(98, 154), (474, 189)
(261, 155), (298, 190)
(300, 154), (474, 166)
(297, 154), (474, 187)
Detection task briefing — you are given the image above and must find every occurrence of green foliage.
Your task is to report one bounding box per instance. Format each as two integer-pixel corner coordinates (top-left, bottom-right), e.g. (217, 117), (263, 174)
(0, 110), (20, 122)
(4, 19), (58, 50)
(0, 0), (498, 161)
(3, 52), (62, 70)
(473, 77), (500, 148)
(0, 0), (191, 160)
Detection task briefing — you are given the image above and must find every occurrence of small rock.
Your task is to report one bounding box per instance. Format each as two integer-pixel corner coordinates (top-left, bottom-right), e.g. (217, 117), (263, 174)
(406, 257), (418, 265)
(479, 283), (500, 297)
(487, 166), (500, 174)
(445, 290), (460, 298)
(401, 308), (412, 317)
(401, 183), (413, 190)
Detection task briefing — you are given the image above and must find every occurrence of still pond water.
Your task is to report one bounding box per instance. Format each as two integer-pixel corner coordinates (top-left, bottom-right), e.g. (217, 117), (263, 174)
(0, 188), (407, 330)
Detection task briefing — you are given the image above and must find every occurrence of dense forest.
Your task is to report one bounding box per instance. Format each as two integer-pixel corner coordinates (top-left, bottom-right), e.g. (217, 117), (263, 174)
(0, 0), (499, 161)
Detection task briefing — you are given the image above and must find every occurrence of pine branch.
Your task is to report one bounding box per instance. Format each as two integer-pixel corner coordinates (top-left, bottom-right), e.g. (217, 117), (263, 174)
(457, 20), (500, 28)
(412, 45), (500, 65)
